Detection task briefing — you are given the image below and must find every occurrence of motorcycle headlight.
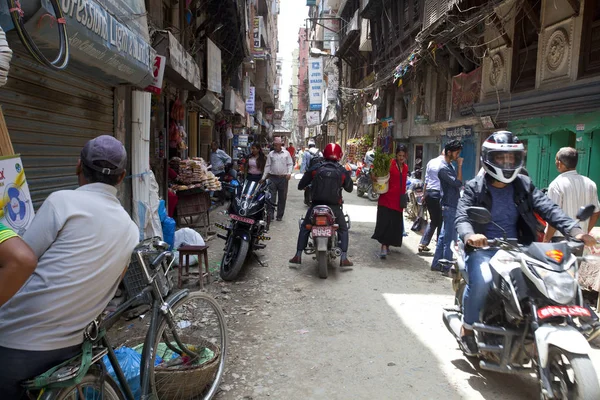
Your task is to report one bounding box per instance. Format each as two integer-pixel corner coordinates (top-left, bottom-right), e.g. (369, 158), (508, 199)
(533, 264), (577, 305)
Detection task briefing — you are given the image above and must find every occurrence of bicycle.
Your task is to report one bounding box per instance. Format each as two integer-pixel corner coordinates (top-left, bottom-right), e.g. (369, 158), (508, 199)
(23, 238), (228, 400)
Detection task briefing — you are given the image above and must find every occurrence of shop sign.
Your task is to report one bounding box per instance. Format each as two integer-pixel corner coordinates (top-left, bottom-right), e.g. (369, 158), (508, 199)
(164, 32), (201, 91)
(307, 0), (317, 5)
(246, 87), (256, 114)
(30, 0), (155, 87)
(381, 117), (394, 128)
(206, 39), (222, 94)
(0, 155), (35, 235)
(238, 135), (249, 147)
(306, 111), (320, 126)
(309, 57), (324, 111)
(145, 55), (166, 94)
(445, 126), (474, 138)
(252, 16), (266, 59)
(576, 124), (585, 131)
(323, 15), (340, 50)
(327, 121), (337, 137)
(235, 96), (246, 117)
(363, 105), (377, 125)
(265, 107), (274, 123)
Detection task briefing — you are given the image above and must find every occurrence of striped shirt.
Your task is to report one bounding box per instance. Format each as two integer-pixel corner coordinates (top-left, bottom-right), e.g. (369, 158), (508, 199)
(547, 170), (600, 236)
(263, 149), (293, 180)
(0, 222), (17, 244)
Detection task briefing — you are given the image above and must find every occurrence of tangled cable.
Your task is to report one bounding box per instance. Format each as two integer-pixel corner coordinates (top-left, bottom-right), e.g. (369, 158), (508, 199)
(7, 0), (69, 70)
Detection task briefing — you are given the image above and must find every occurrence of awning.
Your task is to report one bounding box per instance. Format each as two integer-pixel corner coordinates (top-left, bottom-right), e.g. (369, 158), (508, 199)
(154, 31), (202, 92)
(321, 103), (337, 124)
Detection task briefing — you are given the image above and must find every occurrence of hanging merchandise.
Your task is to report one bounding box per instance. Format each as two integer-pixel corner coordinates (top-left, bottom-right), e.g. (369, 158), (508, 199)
(177, 125), (187, 150)
(0, 27), (12, 87)
(226, 126), (233, 140)
(169, 120), (181, 149)
(171, 99), (185, 121)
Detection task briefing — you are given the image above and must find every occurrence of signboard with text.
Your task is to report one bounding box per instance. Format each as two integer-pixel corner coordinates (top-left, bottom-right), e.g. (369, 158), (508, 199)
(309, 57), (324, 111)
(207, 39), (222, 94)
(145, 55), (166, 94)
(246, 86), (256, 115)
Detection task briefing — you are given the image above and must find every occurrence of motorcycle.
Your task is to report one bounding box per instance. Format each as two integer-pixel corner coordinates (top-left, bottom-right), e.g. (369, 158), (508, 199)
(300, 205), (351, 279)
(442, 205), (600, 399)
(405, 170), (424, 221)
(356, 165), (379, 201)
(344, 161), (359, 182)
(216, 180), (275, 281)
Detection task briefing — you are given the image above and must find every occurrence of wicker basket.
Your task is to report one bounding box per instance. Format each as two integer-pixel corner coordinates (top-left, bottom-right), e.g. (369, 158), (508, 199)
(124, 336), (221, 400)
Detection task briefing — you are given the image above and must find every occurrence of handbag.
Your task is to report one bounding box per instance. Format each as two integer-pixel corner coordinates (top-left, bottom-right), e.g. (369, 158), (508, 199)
(411, 203), (427, 233)
(399, 161), (408, 208)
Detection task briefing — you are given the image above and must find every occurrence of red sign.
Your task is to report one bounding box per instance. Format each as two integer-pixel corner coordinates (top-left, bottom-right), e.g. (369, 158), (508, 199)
(537, 305), (591, 320)
(145, 55), (166, 95)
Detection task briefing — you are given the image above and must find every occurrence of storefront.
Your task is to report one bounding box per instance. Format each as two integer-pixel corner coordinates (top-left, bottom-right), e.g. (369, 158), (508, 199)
(1, 0), (154, 210)
(508, 111), (600, 190)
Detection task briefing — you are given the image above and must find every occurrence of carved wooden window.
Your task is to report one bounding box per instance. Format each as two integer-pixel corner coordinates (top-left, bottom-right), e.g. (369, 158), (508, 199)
(403, 1), (410, 30)
(511, 1), (541, 92)
(580, 0), (600, 77)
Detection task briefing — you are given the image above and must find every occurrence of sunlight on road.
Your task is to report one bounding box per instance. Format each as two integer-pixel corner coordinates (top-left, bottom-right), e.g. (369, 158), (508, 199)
(343, 203), (377, 223)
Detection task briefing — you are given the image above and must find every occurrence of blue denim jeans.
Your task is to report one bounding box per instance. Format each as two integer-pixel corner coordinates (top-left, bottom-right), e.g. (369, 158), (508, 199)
(462, 249), (497, 328)
(431, 207), (457, 269)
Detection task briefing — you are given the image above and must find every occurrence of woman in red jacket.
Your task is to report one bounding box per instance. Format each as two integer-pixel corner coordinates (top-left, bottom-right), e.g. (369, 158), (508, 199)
(372, 145), (409, 258)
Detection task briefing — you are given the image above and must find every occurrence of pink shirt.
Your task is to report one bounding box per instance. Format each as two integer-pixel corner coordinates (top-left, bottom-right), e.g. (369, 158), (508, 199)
(248, 157), (262, 175)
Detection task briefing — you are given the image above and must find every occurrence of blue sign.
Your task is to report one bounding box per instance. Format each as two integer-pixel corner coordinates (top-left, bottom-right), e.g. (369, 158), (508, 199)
(307, 0), (317, 5)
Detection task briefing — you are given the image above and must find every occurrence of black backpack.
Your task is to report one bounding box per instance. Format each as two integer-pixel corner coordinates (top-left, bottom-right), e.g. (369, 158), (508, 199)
(311, 162), (343, 205)
(308, 154), (324, 169)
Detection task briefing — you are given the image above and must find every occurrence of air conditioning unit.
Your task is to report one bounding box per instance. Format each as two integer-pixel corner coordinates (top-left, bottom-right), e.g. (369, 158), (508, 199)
(199, 92), (223, 115)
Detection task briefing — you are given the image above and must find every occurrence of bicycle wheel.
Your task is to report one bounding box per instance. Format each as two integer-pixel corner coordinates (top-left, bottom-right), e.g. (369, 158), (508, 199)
(150, 292), (228, 400)
(53, 369), (124, 400)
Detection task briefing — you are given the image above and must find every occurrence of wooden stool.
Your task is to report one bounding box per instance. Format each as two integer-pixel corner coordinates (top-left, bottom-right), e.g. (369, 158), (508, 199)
(178, 245), (210, 289)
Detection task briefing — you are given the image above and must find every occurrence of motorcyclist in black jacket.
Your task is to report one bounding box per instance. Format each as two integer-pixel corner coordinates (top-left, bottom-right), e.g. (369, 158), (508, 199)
(455, 131), (596, 355)
(289, 143), (354, 267)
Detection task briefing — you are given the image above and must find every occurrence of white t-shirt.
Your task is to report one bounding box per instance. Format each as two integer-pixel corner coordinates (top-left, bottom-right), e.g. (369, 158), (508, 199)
(0, 183), (139, 351)
(547, 170), (600, 237)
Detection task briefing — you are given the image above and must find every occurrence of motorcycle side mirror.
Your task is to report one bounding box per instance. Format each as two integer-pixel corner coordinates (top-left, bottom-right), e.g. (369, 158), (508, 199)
(576, 204), (596, 222)
(467, 207), (493, 225)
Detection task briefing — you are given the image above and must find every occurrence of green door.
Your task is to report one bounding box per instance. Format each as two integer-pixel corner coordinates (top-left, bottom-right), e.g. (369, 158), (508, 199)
(575, 131), (592, 176)
(524, 135), (551, 188)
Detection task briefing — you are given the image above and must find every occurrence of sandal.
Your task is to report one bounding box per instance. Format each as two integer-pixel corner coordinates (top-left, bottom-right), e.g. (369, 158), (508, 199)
(418, 245), (430, 253)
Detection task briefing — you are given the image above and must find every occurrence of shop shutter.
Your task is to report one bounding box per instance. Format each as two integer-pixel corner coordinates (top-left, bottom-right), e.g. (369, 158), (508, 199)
(0, 46), (114, 209)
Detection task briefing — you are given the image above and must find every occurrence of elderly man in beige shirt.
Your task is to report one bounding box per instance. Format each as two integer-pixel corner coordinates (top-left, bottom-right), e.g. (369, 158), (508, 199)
(262, 136), (293, 221)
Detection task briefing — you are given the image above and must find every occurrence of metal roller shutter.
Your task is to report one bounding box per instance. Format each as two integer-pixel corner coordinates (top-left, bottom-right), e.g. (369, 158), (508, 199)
(0, 45), (114, 208)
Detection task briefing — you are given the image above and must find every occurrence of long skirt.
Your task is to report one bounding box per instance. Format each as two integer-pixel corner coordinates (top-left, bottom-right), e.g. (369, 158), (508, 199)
(372, 205), (404, 247)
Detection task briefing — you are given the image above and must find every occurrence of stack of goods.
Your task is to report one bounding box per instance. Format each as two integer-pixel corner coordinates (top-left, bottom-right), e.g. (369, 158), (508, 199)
(171, 158), (222, 191)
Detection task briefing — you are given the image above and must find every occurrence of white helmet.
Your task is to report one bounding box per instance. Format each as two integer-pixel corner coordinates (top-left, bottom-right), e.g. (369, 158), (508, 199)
(481, 131), (525, 184)
(307, 138), (316, 147)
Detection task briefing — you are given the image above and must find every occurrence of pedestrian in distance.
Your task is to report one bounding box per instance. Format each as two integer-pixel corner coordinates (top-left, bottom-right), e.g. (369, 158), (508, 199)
(418, 150), (445, 253)
(372, 145), (409, 259)
(543, 147), (600, 242)
(430, 140), (463, 272)
(289, 143), (354, 267)
(244, 143), (267, 183)
(261, 136), (293, 221)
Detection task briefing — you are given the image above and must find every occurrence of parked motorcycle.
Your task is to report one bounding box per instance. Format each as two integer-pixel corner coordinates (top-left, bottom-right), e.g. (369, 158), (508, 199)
(442, 205), (600, 399)
(216, 180), (275, 281)
(356, 165), (378, 201)
(406, 170), (424, 221)
(300, 205), (351, 279)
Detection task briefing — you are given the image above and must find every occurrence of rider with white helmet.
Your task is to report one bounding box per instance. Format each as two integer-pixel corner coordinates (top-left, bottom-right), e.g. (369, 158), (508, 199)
(455, 131), (596, 356)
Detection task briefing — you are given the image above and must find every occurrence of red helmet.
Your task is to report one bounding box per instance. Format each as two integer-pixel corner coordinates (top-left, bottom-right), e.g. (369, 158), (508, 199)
(324, 143), (343, 161)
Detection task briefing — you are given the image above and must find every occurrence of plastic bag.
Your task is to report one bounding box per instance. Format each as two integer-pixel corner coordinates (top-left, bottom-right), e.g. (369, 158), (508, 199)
(158, 199), (167, 223)
(102, 347), (142, 400)
(173, 228), (205, 266)
(162, 216), (176, 250)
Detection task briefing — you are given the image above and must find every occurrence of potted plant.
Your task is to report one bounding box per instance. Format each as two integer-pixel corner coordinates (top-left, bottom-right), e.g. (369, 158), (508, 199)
(371, 148), (392, 194)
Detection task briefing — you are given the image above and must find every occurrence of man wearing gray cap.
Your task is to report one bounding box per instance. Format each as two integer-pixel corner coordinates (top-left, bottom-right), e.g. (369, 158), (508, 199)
(0, 135), (139, 399)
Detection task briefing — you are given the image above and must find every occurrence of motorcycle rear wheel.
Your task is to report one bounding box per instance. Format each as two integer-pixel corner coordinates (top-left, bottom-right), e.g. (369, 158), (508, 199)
(220, 238), (249, 281)
(367, 187), (379, 201)
(357, 188), (364, 197)
(317, 251), (328, 279)
(543, 346), (600, 400)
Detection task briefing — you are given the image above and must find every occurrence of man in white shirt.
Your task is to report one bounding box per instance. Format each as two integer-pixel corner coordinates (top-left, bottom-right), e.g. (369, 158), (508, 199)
(544, 147), (600, 242)
(262, 136), (293, 221)
(0, 135), (139, 398)
(210, 141), (232, 177)
(419, 151), (445, 252)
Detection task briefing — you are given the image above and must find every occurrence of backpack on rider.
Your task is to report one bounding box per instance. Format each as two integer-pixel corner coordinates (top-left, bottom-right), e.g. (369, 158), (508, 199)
(311, 162), (343, 205)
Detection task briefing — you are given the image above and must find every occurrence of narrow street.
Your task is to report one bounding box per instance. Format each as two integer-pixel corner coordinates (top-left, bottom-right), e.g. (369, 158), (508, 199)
(203, 177), (600, 400)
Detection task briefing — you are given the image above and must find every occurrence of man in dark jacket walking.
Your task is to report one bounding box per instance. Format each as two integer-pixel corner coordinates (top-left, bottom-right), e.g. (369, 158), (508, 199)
(455, 131), (596, 356)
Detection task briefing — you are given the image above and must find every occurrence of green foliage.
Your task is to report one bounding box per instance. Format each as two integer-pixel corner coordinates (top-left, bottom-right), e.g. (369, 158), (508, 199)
(372, 148), (392, 178)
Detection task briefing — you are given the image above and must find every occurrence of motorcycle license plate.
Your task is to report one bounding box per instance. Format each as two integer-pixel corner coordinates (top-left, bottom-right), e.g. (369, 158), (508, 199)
(230, 214), (255, 224)
(312, 226), (333, 237)
(537, 305), (591, 320)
